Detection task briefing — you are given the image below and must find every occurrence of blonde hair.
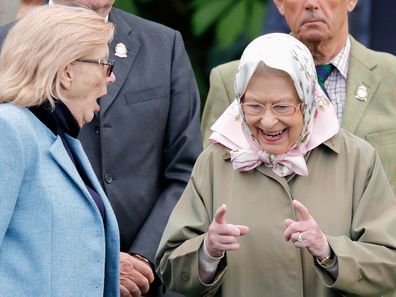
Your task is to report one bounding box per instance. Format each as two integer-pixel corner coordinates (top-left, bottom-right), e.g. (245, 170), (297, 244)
(0, 5), (114, 107)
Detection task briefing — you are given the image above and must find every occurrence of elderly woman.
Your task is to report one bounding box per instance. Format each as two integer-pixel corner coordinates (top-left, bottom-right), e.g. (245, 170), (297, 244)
(155, 34), (396, 297)
(0, 5), (119, 296)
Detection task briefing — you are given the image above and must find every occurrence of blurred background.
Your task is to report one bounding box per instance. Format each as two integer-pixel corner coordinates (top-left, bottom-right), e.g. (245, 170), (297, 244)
(0, 1), (19, 25)
(1, 0), (396, 111)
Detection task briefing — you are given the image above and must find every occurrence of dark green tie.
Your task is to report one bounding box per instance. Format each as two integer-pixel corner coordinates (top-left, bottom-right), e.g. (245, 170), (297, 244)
(315, 64), (334, 98)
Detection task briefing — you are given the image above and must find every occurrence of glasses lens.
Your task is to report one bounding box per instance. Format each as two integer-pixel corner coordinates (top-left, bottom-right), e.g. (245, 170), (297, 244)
(105, 60), (115, 77)
(243, 103), (300, 116)
(272, 104), (297, 115)
(243, 103), (264, 115)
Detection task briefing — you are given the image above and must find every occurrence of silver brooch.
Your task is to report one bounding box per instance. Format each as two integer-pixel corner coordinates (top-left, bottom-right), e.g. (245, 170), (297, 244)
(115, 43), (127, 58)
(355, 84), (368, 101)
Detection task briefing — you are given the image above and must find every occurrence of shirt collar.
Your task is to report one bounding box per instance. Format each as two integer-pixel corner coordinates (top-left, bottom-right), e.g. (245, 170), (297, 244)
(330, 37), (351, 80)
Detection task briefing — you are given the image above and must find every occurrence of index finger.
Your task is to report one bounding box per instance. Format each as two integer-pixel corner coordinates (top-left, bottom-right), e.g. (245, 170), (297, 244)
(293, 200), (311, 221)
(214, 204), (227, 224)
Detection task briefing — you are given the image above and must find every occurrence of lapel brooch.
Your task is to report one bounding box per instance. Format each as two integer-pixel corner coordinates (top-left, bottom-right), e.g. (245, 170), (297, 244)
(115, 43), (127, 58)
(355, 84), (368, 102)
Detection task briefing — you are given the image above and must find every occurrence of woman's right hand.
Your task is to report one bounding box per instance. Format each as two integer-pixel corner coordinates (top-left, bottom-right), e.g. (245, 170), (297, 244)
(205, 204), (249, 258)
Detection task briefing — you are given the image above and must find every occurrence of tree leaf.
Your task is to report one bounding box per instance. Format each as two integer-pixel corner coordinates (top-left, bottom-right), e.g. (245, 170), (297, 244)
(216, 1), (248, 49)
(248, 1), (267, 39)
(192, 0), (234, 36)
(114, 0), (138, 14)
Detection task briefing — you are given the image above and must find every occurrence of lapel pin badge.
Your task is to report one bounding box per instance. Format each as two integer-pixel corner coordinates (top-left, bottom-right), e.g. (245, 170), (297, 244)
(115, 43), (127, 58)
(355, 84), (368, 101)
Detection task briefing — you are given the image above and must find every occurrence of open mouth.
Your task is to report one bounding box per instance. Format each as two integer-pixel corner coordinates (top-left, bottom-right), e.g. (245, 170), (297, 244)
(260, 128), (286, 142)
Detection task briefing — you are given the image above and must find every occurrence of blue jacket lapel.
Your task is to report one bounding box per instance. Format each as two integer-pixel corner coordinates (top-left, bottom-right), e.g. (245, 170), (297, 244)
(49, 135), (120, 296)
(63, 136), (117, 223)
(63, 135), (105, 197)
(48, 137), (91, 197)
(100, 8), (142, 114)
(65, 136), (121, 277)
(49, 136), (105, 211)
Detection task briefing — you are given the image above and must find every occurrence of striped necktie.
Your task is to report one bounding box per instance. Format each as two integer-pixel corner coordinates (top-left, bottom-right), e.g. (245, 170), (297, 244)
(315, 64), (334, 98)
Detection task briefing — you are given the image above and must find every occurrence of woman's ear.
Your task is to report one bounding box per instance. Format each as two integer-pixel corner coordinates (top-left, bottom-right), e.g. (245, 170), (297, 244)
(60, 64), (73, 90)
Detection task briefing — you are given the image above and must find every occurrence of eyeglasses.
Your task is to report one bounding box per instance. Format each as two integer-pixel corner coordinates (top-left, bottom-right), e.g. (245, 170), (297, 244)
(242, 102), (301, 116)
(75, 58), (115, 77)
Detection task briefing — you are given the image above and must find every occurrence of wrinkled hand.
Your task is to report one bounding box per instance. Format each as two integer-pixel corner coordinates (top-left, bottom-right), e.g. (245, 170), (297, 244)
(120, 252), (155, 297)
(205, 204), (249, 258)
(284, 200), (330, 259)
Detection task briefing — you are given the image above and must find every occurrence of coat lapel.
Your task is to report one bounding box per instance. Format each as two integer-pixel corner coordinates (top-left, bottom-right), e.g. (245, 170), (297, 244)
(100, 9), (142, 114)
(49, 136), (91, 198)
(64, 136), (117, 215)
(65, 135), (121, 240)
(341, 37), (380, 133)
(50, 135), (119, 233)
(64, 136), (105, 197)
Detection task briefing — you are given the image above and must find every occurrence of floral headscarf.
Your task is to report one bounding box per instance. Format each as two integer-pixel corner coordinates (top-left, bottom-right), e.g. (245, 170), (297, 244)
(209, 33), (339, 177)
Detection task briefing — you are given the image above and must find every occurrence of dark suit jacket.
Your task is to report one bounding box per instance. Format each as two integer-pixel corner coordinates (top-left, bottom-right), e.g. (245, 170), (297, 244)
(0, 7), (201, 297)
(78, 8), (202, 297)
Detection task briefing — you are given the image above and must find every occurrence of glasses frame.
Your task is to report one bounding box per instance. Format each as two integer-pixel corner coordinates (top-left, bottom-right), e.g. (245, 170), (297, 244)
(242, 102), (302, 117)
(75, 58), (115, 77)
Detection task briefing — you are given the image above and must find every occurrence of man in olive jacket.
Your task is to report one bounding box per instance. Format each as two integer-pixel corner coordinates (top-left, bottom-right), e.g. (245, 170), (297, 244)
(201, 0), (396, 195)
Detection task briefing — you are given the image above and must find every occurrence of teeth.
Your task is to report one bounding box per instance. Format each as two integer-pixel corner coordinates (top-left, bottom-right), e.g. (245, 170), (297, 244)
(265, 129), (284, 137)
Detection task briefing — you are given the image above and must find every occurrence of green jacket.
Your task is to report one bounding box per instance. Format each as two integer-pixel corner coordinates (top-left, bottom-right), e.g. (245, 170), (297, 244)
(156, 129), (396, 297)
(200, 37), (396, 194)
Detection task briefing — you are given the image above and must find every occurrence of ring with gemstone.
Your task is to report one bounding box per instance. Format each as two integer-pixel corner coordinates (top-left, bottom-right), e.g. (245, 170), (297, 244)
(297, 232), (304, 242)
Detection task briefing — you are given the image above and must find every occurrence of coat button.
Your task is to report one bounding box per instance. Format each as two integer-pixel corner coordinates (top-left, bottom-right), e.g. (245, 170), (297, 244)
(181, 271), (189, 281)
(104, 173), (113, 184)
(222, 149), (231, 159)
(95, 125), (101, 134)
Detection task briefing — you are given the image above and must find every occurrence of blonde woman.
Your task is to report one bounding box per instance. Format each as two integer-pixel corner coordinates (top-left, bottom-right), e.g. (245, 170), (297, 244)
(0, 5), (119, 296)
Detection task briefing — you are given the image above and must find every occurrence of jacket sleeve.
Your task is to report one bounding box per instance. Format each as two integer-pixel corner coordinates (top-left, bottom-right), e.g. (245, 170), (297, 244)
(316, 150), (396, 296)
(0, 115), (25, 247)
(129, 30), (202, 263)
(155, 150), (227, 297)
(201, 65), (235, 148)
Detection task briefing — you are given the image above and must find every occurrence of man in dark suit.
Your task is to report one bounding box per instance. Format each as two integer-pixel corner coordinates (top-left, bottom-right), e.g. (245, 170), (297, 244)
(0, 0), (201, 296)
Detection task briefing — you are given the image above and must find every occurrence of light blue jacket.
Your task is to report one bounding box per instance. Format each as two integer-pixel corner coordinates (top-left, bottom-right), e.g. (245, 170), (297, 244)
(0, 103), (120, 297)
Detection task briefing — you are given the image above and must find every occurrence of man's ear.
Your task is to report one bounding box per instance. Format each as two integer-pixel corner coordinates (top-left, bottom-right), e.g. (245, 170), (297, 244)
(273, 0), (285, 16)
(347, 0), (358, 13)
(60, 64), (73, 90)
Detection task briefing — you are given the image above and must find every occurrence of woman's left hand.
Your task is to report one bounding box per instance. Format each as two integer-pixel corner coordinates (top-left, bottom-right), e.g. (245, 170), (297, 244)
(284, 200), (331, 259)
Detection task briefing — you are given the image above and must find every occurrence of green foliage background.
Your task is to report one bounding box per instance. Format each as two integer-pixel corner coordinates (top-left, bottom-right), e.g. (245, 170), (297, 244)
(114, 0), (269, 109)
